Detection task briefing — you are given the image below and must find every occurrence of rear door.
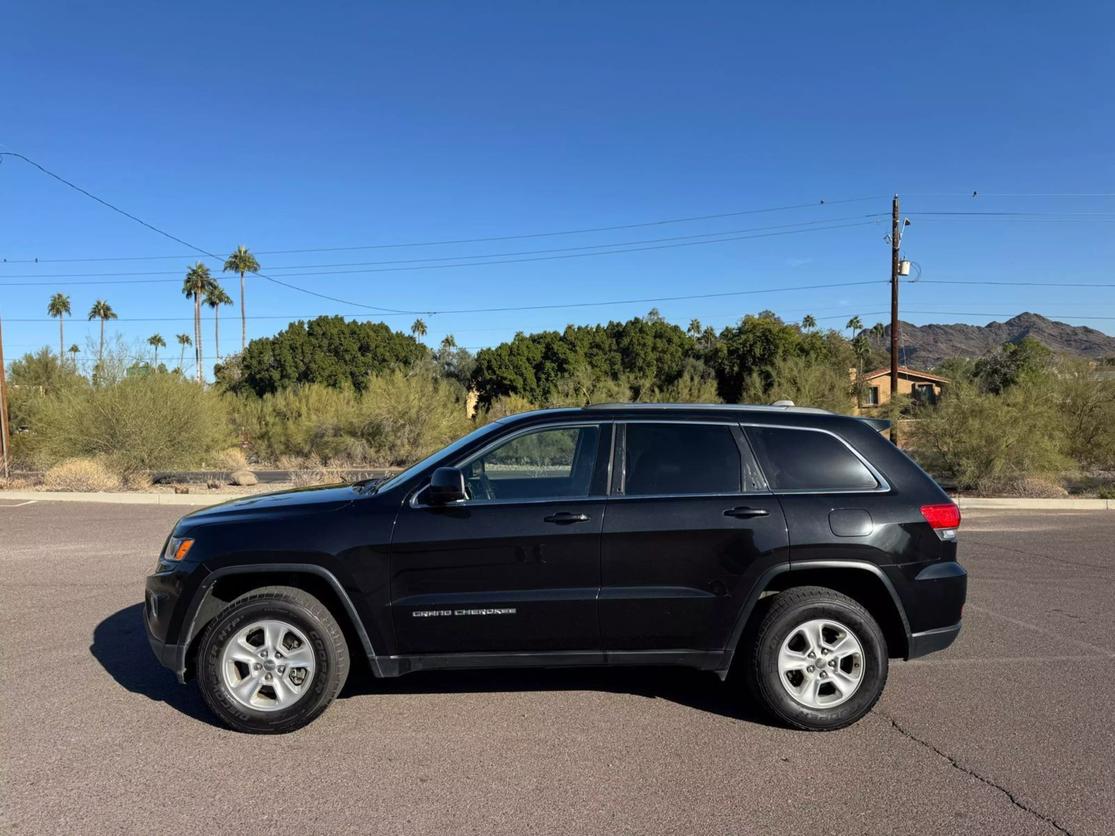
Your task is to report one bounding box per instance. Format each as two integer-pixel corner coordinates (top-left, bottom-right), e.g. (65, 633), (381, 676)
(599, 421), (788, 653)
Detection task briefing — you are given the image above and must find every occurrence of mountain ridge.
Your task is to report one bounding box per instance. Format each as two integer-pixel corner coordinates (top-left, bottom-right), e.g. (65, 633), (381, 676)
(884, 312), (1115, 368)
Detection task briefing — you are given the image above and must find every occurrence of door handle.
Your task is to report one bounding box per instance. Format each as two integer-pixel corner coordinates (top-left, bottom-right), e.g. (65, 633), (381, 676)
(724, 506), (770, 519)
(544, 512), (591, 524)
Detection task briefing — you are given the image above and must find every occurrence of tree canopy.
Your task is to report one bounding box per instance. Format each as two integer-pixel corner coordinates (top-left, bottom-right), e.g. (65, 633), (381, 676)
(219, 315), (428, 395)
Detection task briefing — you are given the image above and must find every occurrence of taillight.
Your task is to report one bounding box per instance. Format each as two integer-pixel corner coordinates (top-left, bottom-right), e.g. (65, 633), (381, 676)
(921, 502), (960, 538)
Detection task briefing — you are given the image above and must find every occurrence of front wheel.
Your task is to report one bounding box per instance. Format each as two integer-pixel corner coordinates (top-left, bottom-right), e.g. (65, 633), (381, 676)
(196, 586), (350, 733)
(745, 586), (888, 731)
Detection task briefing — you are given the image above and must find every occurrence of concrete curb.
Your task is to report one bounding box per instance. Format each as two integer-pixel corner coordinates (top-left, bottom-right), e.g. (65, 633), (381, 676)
(2, 490), (1111, 511)
(0, 490), (244, 507)
(954, 496), (1112, 511)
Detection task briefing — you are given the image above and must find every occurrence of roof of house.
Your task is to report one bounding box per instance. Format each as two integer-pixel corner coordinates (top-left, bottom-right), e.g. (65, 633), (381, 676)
(860, 366), (950, 384)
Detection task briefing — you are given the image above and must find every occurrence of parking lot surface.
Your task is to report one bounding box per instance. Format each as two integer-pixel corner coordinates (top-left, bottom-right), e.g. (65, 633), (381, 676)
(2, 501), (1112, 835)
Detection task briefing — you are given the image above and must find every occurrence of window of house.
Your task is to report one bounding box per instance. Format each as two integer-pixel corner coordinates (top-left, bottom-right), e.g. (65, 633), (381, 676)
(746, 426), (879, 492)
(623, 423), (758, 496)
(865, 385), (880, 406)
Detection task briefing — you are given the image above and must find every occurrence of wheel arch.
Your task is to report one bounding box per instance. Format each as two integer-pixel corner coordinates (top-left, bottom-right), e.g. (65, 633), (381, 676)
(723, 560), (911, 675)
(177, 564), (384, 682)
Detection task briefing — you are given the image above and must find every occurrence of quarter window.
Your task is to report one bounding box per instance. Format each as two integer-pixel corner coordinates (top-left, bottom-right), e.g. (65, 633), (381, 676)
(746, 427), (879, 492)
(623, 423), (751, 496)
(459, 425), (601, 501)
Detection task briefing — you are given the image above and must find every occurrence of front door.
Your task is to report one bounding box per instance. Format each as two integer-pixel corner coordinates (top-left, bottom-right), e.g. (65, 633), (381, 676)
(391, 422), (611, 656)
(600, 421), (788, 653)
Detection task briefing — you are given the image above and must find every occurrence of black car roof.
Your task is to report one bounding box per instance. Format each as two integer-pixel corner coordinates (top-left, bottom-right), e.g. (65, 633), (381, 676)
(495, 403), (890, 432)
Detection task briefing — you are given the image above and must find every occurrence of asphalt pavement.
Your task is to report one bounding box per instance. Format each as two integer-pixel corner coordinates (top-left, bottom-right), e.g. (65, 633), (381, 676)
(1, 501), (1112, 835)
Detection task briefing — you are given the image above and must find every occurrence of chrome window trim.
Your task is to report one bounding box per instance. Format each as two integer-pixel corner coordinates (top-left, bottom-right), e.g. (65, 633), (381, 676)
(741, 422), (891, 494)
(409, 421), (611, 509)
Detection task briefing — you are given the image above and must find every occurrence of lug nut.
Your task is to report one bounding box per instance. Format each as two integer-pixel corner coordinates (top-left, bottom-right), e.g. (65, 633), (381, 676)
(829, 660), (837, 667)
(265, 673), (272, 681)
(278, 666), (286, 674)
(260, 650), (268, 658)
(822, 649), (829, 655)
(806, 665), (815, 673)
(254, 663), (262, 671)
(820, 671), (828, 678)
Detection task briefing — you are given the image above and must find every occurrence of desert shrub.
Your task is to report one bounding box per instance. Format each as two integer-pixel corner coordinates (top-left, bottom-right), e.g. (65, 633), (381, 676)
(1051, 359), (1115, 470)
(480, 394), (538, 423)
(43, 458), (121, 492)
(27, 372), (230, 474)
(909, 379), (1069, 491)
(742, 355), (854, 413)
(211, 446), (250, 471)
(230, 385), (365, 464)
(357, 369), (472, 466)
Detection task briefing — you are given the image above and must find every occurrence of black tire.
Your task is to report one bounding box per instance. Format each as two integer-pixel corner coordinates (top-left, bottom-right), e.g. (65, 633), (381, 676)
(196, 585), (350, 734)
(745, 586), (888, 731)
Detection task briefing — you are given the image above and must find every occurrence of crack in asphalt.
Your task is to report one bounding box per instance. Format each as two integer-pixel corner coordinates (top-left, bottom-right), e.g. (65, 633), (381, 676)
(877, 712), (1074, 835)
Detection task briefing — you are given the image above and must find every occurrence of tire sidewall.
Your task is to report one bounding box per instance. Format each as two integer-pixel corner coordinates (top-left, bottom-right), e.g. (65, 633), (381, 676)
(199, 598), (341, 733)
(755, 599), (888, 731)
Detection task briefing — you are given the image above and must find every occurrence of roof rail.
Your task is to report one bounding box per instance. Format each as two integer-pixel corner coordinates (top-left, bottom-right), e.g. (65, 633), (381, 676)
(582, 402), (833, 415)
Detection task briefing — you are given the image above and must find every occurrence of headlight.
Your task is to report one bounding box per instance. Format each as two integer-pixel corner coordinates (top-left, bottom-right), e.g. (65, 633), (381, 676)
(161, 536), (195, 563)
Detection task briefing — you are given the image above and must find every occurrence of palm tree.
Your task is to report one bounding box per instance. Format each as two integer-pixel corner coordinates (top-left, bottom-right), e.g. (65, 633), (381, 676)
(67, 344), (80, 368)
(204, 283), (233, 360)
(411, 318), (428, 340)
(147, 334), (166, 367)
(845, 315), (863, 341)
(801, 314), (816, 331)
(87, 300), (117, 363)
(182, 262), (215, 383)
(47, 293), (71, 360)
(176, 333), (192, 372)
(440, 334), (457, 351)
(222, 245), (260, 353)
(687, 318), (703, 338)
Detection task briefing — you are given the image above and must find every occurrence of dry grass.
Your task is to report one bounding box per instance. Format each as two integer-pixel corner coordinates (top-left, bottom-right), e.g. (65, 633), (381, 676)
(212, 447), (249, 471)
(42, 458), (122, 492)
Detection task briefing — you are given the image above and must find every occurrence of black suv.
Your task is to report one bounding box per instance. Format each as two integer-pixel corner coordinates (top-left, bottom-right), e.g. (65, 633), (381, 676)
(145, 404), (965, 733)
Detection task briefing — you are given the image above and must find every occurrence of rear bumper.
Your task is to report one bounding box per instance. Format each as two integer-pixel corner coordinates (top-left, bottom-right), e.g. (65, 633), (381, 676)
(907, 623), (961, 658)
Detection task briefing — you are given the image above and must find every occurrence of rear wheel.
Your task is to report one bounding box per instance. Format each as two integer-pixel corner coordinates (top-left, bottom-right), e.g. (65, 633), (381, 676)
(745, 586), (888, 731)
(196, 586), (350, 733)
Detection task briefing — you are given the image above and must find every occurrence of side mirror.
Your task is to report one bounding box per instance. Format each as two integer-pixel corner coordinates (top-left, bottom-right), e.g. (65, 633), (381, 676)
(427, 467), (468, 505)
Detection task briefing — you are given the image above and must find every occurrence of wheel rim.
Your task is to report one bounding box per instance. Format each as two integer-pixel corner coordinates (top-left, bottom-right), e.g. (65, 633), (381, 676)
(220, 619), (317, 712)
(776, 617), (865, 709)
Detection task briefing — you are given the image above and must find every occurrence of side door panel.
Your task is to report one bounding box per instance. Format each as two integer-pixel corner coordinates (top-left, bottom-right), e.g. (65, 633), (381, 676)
(599, 421), (790, 652)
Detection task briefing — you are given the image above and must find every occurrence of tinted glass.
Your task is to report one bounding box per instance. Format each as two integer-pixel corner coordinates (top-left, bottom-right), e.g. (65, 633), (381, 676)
(460, 425), (600, 500)
(624, 423), (742, 496)
(747, 427), (878, 491)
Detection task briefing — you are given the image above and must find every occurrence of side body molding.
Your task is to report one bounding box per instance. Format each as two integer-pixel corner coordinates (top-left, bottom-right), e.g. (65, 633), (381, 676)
(177, 563), (384, 682)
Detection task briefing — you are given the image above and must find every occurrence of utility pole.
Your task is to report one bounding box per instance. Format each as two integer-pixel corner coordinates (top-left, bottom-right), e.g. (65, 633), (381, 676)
(0, 315), (11, 478)
(889, 194), (901, 444)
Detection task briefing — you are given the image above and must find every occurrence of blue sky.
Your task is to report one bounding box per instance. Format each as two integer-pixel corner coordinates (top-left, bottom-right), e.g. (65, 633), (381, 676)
(2, 2), (1113, 373)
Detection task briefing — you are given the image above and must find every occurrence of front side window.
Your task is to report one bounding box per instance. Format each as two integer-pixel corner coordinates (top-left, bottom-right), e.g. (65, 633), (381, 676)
(746, 426), (879, 492)
(623, 423), (750, 496)
(459, 425), (602, 501)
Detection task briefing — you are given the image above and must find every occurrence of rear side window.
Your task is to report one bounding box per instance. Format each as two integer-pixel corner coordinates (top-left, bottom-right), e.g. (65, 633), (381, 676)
(746, 426), (879, 492)
(623, 423), (745, 496)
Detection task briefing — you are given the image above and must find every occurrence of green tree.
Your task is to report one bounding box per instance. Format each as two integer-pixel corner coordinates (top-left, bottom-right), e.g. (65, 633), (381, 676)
(182, 262), (215, 383)
(224, 316), (427, 396)
(801, 314), (816, 332)
(204, 282), (234, 360)
(147, 334), (167, 367)
(67, 344), (80, 367)
(47, 293), (71, 361)
(411, 318), (428, 340)
(176, 333), (192, 372)
(87, 299), (117, 365)
(223, 245), (260, 353)
(973, 337), (1053, 394)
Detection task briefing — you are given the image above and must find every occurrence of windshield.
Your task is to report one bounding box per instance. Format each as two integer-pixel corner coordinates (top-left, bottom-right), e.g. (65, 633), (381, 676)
(373, 421), (506, 493)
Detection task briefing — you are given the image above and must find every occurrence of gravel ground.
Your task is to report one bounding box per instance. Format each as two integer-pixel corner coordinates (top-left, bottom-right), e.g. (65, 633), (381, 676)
(1, 502), (1111, 835)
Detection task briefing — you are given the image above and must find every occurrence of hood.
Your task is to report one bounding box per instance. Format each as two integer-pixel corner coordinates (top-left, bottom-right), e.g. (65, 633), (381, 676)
(180, 483), (361, 525)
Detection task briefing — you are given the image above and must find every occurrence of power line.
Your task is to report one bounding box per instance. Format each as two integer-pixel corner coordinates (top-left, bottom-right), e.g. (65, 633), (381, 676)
(0, 279), (886, 322)
(0, 195), (888, 265)
(0, 152), (418, 314)
(0, 216), (887, 282)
